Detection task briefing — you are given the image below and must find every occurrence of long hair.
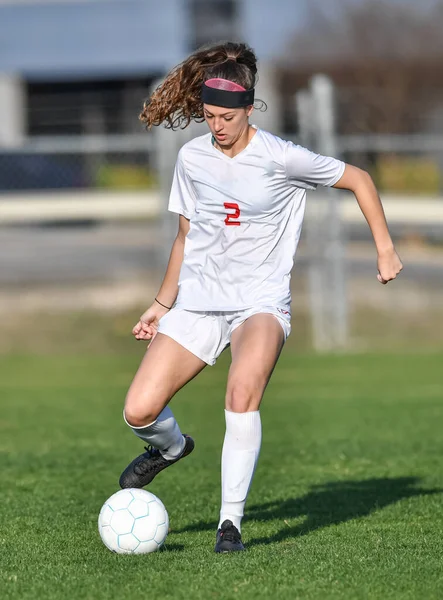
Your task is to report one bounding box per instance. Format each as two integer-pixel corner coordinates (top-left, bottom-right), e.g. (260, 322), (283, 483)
(140, 42), (264, 130)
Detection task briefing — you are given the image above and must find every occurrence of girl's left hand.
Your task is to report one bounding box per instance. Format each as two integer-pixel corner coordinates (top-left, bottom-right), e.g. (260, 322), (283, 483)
(377, 248), (403, 284)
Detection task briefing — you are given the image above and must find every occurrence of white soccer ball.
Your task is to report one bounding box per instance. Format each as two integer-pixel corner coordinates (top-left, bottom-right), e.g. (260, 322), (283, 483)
(98, 488), (169, 554)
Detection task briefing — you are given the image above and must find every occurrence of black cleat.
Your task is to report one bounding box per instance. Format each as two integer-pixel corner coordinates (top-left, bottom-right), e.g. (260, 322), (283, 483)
(214, 520), (245, 553)
(119, 434), (194, 489)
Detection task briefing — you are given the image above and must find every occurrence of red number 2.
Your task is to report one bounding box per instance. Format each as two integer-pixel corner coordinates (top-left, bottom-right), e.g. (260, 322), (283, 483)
(224, 202), (241, 226)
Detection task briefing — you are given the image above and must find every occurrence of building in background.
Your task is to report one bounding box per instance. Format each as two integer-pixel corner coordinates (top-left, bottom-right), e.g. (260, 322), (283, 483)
(0, 0), (299, 140)
(3, 0), (441, 194)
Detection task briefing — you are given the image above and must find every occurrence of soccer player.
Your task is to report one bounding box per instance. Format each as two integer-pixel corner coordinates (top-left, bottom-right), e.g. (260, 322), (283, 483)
(119, 42), (403, 553)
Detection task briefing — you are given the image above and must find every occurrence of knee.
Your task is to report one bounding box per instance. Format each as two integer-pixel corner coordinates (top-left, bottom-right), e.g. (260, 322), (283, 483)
(123, 392), (161, 428)
(225, 379), (264, 413)
(123, 407), (159, 428)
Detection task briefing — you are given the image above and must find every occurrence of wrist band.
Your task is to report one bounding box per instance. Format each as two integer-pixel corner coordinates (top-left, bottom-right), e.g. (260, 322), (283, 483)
(155, 298), (172, 310)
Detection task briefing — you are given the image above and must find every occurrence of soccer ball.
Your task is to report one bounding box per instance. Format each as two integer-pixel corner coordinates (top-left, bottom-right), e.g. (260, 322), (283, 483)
(98, 488), (169, 554)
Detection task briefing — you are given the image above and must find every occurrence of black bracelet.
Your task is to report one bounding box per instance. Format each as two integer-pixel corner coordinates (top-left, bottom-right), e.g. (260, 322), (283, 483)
(155, 297), (172, 310)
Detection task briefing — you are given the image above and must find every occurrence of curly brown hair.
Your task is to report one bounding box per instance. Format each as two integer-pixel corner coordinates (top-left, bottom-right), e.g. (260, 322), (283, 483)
(140, 41), (261, 130)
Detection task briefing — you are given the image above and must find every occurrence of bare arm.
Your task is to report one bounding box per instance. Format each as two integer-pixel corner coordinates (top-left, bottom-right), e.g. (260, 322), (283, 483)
(133, 215), (189, 341)
(333, 164), (403, 284)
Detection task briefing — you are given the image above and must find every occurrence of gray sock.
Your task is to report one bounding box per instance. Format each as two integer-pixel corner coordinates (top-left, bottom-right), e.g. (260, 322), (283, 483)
(124, 405), (185, 461)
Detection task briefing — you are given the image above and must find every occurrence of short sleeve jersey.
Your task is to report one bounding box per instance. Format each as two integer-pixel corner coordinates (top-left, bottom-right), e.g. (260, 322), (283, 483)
(168, 127), (345, 311)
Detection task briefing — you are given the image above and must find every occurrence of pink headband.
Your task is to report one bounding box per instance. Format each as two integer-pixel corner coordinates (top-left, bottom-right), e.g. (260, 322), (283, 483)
(204, 78), (246, 92)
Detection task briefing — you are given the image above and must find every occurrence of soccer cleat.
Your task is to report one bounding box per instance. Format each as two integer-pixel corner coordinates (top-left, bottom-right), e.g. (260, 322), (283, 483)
(119, 434), (194, 489)
(214, 520), (245, 553)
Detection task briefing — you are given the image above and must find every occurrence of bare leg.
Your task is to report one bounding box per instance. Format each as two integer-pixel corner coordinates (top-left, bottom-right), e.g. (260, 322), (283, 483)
(219, 314), (285, 532)
(226, 313), (285, 413)
(123, 332), (205, 461)
(119, 332), (207, 488)
(124, 332), (206, 426)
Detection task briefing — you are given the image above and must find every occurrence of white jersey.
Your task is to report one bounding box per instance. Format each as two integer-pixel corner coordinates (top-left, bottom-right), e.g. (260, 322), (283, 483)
(168, 127), (345, 311)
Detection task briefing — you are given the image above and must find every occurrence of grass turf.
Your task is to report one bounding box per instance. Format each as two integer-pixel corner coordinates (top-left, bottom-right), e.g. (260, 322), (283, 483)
(1, 349), (443, 599)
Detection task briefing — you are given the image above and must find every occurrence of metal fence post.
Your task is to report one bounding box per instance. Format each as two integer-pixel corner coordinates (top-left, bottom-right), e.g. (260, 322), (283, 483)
(297, 75), (348, 351)
(311, 74), (348, 350)
(296, 88), (330, 351)
(153, 116), (207, 268)
(153, 124), (181, 268)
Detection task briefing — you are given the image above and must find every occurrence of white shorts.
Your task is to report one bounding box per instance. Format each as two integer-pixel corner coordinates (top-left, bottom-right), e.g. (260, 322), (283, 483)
(157, 306), (291, 366)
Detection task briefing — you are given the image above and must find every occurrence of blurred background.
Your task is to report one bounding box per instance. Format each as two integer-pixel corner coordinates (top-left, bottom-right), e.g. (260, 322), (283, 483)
(1, 0), (442, 355)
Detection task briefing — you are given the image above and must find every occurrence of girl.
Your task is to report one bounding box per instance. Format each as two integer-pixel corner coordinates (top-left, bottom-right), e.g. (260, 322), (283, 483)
(119, 41), (403, 553)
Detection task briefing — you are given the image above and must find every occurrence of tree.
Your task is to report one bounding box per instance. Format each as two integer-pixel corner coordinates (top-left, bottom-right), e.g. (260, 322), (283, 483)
(278, 0), (443, 134)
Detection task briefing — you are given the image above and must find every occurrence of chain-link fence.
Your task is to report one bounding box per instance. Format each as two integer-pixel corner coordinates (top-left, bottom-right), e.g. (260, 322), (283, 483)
(333, 87), (443, 196)
(0, 134), (156, 192)
(3, 82), (443, 194)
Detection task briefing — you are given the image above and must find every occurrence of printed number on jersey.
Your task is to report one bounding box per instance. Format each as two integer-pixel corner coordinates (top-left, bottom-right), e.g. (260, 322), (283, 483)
(224, 202), (241, 226)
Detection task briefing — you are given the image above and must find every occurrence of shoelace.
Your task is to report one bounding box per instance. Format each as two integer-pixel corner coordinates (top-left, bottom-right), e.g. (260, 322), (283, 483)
(133, 445), (162, 475)
(220, 526), (241, 543)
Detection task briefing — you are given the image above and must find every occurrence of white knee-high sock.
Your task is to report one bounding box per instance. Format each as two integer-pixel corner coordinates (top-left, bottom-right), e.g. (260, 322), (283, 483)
(218, 410), (262, 532)
(124, 405), (185, 461)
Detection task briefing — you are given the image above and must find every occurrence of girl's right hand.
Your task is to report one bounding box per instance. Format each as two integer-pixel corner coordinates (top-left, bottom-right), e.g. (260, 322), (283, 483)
(132, 303), (170, 342)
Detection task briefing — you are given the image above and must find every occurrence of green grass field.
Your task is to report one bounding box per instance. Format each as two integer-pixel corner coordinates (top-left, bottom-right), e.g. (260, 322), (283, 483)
(1, 348), (443, 600)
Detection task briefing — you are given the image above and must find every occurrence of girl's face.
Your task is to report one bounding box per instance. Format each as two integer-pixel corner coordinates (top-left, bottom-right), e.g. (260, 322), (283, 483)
(203, 104), (253, 147)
